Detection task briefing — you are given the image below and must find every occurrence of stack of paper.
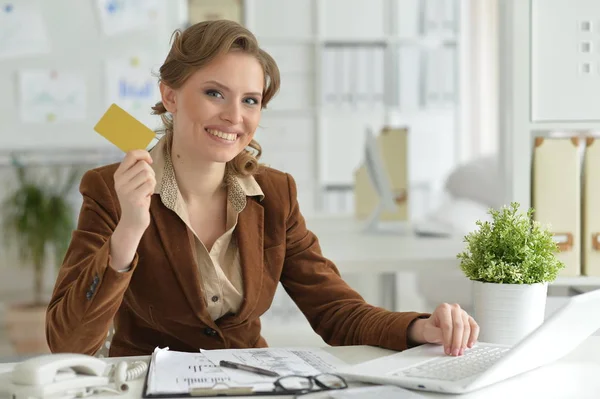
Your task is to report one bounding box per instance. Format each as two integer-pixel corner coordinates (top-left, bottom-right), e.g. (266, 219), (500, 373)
(144, 347), (349, 397)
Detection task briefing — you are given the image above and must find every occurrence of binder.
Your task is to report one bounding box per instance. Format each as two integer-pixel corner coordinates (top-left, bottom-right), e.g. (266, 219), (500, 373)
(532, 137), (581, 276)
(188, 0), (242, 24)
(354, 127), (409, 221)
(583, 138), (600, 276)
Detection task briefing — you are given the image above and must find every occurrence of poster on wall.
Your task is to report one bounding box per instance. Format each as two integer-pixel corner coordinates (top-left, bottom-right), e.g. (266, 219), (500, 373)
(18, 70), (87, 123)
(95, 0), (163, 36)
(0, 1), (50, 59)
(105, 55), (162, 129)
(188, 0), (242, 24)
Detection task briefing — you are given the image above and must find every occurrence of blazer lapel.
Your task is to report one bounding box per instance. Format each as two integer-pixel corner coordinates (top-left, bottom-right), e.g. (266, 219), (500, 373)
(150, 196), (209, 322)
(231, 197), (264, 322)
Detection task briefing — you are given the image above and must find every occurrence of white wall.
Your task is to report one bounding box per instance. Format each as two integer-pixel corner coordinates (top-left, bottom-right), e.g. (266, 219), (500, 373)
(0, 0), (186, 150)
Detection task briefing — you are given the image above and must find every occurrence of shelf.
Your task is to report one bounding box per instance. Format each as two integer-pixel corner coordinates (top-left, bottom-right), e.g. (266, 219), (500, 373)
(389, 37), (459, 47)
(318, 38), (388, 47)
(256, 36), (317, 45)
(255, 37), (458, 48)
(552, 276), (600, 286)
(316, 108), (387, 117)
(261, 108), (316, 117)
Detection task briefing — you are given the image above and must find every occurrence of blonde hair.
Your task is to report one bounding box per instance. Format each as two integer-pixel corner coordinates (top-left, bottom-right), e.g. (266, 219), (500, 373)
(151, 20), (280, 176)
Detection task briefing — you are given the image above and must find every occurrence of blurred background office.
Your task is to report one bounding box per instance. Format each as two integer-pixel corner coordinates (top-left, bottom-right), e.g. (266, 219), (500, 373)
(0, 0), (561, 359)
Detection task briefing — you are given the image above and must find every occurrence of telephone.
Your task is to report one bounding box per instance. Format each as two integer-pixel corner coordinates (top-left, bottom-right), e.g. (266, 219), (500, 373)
(6, 353), (148, 399)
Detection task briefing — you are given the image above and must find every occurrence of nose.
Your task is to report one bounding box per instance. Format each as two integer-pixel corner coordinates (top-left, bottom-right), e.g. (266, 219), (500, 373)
(220, 100), (243, 124)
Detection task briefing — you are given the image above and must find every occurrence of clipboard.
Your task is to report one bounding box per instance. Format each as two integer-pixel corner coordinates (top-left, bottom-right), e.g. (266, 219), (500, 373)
(142, 346), (349, 398)
(141, 355), (295, 398)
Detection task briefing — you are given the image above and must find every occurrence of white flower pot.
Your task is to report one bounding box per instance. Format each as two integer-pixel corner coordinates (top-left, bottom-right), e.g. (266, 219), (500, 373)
(472, 281), (548, 345)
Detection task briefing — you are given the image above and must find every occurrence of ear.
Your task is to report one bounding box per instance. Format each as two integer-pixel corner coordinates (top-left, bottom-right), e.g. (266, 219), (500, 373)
(159, 82), (177, 113)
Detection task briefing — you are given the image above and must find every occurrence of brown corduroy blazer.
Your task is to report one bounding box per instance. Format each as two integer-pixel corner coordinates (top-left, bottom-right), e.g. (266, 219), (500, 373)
(46, 164), (428, 357)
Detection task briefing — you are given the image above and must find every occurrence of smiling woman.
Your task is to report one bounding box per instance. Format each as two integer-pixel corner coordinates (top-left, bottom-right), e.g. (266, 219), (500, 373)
(45, 19), (479, 359)
(150, 20), (280, 176)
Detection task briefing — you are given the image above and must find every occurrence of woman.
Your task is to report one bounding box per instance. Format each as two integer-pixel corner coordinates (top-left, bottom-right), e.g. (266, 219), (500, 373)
(46, 20), (478, 358)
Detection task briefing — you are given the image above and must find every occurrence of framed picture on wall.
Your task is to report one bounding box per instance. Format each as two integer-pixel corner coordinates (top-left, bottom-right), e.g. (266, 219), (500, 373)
(188, 0), (242, 24)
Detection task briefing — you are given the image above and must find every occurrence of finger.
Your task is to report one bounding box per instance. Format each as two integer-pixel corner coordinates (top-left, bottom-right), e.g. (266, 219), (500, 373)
(451, 304), (464, 356)
(437, 304), (453, 355)
(126, 167), (156, 193)
(116, 150), (153, 175)
(460, 312), (471, 355)
(468, 317), (479, 348)
(123, 160), (154, 185)
(132, 179), (156, 202)
(117, 159), (149, 184)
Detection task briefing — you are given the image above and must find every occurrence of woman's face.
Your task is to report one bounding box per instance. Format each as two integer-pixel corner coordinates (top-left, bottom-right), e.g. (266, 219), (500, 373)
(161, 51), (264, 164)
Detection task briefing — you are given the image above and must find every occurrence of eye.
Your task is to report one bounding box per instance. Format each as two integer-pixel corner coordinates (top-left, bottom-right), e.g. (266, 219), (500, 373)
(205, 89), (223, 99)
(244, 97), (260, 106)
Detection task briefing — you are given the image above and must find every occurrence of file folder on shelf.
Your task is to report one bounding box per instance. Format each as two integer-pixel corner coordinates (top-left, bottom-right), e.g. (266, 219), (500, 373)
(583, 137), (600, 276)
(354, 127), (408, 221)
(531, 137), (581, 276)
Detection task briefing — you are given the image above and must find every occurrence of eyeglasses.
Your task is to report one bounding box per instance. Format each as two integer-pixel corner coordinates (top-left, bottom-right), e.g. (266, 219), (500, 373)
(273, 373), (348, 394)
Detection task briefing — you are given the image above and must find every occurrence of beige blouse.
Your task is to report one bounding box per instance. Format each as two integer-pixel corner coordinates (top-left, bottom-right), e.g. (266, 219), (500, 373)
(149, 138), (264, 320)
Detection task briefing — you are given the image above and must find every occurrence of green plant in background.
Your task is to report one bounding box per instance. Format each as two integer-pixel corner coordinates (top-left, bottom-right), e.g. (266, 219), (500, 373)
(457, 202), (565, 285)
(1, 159), (80, 305)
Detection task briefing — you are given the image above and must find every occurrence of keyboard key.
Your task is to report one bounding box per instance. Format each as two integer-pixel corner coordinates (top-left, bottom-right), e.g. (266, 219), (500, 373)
(396, 346), (509, 382)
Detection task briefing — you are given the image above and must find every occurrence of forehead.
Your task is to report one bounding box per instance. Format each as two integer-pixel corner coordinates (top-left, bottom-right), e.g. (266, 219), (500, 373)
(186, 51), (264, 92)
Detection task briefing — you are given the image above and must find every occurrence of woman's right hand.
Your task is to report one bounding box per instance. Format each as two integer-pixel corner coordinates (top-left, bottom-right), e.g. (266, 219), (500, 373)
(114, 150), (156, 234)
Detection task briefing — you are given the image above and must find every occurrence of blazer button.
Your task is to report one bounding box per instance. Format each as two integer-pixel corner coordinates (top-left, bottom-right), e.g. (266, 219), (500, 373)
(211, 295), (219, 303)
(204, 327), (217, 337)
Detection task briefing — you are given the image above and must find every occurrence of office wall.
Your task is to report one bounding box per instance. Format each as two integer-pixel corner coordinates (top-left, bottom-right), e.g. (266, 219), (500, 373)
(0, 0), (186, 150)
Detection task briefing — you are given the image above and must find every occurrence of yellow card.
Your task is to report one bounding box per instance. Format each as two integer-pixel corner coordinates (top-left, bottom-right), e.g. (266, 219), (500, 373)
(94, 103), (156, 152)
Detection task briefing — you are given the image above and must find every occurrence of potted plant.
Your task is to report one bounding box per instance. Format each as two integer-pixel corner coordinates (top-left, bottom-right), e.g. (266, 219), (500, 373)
(457, 202), (565, 345)
(1, 159), (79, 354)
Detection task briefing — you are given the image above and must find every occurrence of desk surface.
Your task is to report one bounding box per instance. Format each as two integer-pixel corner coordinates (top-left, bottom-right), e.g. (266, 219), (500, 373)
(305, 216), (465, 273)
(2, 337), (599, 398)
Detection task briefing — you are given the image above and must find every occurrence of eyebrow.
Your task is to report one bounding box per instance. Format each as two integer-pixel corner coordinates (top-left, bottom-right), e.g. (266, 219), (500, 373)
(204, 80), (263, 98)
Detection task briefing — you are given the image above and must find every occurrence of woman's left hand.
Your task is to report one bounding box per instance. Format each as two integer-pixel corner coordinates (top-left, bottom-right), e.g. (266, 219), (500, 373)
(408, 303), (479, 356)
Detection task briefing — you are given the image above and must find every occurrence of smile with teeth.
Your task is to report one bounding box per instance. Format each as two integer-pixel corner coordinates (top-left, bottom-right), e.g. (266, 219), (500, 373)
(206, 128), (238, 142)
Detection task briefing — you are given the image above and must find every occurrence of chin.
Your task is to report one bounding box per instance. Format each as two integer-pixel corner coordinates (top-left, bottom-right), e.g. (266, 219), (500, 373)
(207, 151), (241, 164)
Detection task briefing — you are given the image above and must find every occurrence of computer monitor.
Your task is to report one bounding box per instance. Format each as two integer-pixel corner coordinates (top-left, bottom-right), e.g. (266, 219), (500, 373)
(362, 128), (401, 233)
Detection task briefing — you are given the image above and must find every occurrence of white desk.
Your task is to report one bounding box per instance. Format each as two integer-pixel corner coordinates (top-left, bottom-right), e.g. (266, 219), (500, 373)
(305, 216), (466, 274)
(306, 216), (600, 311)
(1, 337), (600, 398)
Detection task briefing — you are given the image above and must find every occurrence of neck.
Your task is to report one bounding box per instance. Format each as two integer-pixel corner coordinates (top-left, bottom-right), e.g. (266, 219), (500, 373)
(169, 138), (226, 202)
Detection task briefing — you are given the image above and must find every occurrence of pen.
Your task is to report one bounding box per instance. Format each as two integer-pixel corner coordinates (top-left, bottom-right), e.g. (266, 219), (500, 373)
(219, 360), (280, 377)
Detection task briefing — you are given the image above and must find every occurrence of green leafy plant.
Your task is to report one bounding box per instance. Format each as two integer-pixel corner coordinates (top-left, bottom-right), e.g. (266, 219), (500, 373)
(1, 160), (79, 305)
(457, 202), (565, 284)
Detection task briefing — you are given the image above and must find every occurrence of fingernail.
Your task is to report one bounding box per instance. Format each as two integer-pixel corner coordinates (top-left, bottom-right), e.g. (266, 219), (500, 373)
(445, 347), (450, 355)
(459, 348), (465, 356)
(452, 348), (459, 356)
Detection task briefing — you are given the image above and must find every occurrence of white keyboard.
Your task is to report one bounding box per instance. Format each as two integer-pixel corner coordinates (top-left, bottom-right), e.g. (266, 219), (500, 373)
(397, 345), (510, 382)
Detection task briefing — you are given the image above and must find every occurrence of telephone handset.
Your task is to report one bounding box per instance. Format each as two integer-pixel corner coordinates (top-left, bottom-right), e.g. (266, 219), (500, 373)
(7, 353), (148, 399)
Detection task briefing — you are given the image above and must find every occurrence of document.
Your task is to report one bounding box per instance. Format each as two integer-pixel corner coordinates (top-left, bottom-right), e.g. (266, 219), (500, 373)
(104, 55), (162, 129)
(201, 347), (348, 383)
(95, 0), (163, 36)
(145, 347), (349, 396)
(18, 70), (86, 123)
(0, 1), (50, 59)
